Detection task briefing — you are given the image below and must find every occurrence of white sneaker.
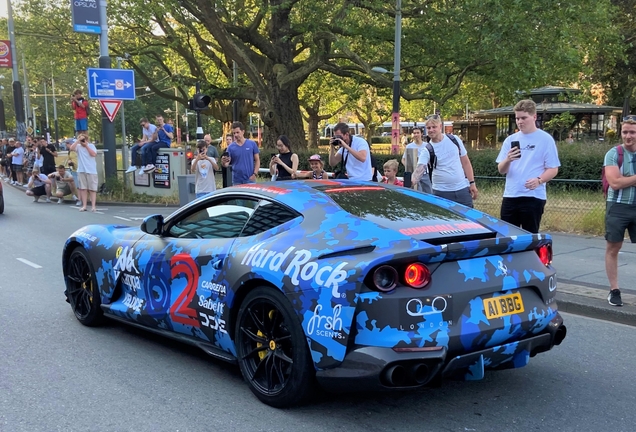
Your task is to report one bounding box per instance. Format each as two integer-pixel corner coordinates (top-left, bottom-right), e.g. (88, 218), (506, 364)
(72, 195), (79, 201)
(58, 198), (64, 204)
(10, 180), (15, 185)
(125, 165), (137, 174)
(45, 197), (51, 203)
(143, 164), (156, 173)
(33, 196), (39, 202)
(76, 200), (82, 206)
(138, 168), (145, 176)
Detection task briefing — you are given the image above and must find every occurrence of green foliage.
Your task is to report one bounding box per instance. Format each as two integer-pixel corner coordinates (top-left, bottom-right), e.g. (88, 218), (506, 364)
(544, 112), (576, 141)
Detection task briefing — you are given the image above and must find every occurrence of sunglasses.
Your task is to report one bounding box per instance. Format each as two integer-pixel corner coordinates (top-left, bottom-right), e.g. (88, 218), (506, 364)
(426, 114), (441, 120)
(623, 115), (636, 123)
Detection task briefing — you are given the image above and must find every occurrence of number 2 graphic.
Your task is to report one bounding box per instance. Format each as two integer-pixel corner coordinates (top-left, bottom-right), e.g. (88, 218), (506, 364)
(169, 254), (200, 327)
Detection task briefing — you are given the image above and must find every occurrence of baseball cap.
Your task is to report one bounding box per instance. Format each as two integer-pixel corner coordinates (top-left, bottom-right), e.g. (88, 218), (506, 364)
(308, 154), (322, 163)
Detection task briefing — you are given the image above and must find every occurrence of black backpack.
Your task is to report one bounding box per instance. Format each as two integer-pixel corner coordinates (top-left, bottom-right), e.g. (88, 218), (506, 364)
(425, 134), (462, 180)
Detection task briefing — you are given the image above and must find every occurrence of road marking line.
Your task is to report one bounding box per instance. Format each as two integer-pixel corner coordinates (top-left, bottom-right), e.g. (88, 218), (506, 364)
(17, 258), (42, 269)
(113, 216), (132, 221)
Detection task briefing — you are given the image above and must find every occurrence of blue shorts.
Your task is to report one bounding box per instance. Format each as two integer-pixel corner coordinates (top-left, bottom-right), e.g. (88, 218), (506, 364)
(75, 118), (88, 132)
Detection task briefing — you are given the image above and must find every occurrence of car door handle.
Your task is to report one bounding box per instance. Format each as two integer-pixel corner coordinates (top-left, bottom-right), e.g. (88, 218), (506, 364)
(212, 259), (224, 270)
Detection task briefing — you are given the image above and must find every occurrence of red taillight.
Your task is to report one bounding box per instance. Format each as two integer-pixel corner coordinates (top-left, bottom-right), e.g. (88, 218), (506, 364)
(537, 245), (552, 266)
(372, 265), (398, 292)
(404, 263), (431, 289)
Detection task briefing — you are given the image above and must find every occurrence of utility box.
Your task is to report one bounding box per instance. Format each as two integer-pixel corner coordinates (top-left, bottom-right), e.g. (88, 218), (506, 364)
(177, 174), (196, 206)
(130, 148), (187, 197)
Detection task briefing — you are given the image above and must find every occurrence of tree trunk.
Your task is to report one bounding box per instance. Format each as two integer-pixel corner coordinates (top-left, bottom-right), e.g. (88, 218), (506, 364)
(259, 80), (306, 150)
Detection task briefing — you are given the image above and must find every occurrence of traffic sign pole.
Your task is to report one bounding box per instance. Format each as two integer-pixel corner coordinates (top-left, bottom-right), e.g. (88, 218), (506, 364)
(99, 0), (116, 181)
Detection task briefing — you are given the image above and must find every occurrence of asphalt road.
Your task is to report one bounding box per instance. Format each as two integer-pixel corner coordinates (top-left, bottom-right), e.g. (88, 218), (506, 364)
(1, 185), (635, 432)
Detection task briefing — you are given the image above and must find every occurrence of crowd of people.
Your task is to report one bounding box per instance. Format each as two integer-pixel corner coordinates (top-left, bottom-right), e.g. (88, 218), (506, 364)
(3, 93), (636, 308)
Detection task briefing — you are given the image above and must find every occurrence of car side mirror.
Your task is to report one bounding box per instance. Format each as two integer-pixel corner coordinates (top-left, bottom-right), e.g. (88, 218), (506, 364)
(141, 214), (164, 235)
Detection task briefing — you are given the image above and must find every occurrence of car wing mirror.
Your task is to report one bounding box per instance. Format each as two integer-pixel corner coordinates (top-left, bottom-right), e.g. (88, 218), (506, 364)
(141, 214), (164, 235)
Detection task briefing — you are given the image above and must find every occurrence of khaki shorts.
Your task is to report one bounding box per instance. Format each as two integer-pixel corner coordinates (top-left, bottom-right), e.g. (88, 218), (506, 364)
(78, 172), (98, 191)
(57, 183), (72, 196)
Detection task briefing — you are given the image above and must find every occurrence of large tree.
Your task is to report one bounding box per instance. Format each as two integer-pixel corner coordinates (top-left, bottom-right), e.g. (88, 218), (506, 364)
(12, 0), (621, 148)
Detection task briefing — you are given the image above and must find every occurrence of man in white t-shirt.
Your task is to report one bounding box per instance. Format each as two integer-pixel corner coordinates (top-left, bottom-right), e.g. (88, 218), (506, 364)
(401, 127), (432, 193)
(70, 133), (99, 212)
(496, 100), (560, 233)
(328, 122), (372, 181)
(9, 140), (25, 186)
(412, 115), (477, 207)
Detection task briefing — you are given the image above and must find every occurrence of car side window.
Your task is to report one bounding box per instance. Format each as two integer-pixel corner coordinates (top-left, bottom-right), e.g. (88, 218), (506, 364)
(241, 201), (300, 237)
(168, 199), (259, 239)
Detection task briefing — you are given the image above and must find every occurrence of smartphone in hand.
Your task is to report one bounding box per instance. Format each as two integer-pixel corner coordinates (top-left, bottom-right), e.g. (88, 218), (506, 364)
(511, 141), (521, 159)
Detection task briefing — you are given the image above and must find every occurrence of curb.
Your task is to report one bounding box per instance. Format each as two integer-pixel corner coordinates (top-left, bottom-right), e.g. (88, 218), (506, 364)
(4, 180), (179, 208)
(557, 291), (636, 327)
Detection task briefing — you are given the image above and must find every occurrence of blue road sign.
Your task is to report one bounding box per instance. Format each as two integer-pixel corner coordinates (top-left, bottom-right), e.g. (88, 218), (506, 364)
(86, 68), (136, 100)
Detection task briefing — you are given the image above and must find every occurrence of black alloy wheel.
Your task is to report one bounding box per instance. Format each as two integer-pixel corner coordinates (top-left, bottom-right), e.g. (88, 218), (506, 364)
(65, 247), (103, 326)
(236, 287), (315, 407)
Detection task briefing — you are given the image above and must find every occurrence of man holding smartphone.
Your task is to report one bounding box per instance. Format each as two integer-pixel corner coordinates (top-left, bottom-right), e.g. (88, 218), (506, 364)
(192, 140), (218, 198)
(220, 121), (260, 185)
(496, 99), (560, 233)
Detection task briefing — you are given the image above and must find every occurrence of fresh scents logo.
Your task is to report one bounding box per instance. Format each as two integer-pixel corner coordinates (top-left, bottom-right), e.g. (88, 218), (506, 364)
(241, 243), (348, 297)
(306, 304), (344, 340)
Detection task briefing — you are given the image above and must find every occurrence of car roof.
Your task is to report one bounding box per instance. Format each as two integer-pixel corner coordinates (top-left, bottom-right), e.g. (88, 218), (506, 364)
(225, 180), (380, 209)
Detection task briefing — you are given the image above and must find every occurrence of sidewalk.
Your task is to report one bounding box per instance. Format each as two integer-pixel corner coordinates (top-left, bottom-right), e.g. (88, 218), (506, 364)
(3, 179), (635, 325)
(551, 233), (636, 326)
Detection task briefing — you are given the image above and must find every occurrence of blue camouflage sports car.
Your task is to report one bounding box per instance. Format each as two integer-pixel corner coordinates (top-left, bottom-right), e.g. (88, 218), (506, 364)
(62, 180), (566, 407)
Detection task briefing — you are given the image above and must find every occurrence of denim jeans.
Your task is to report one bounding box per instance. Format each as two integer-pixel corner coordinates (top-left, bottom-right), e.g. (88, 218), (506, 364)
(142, 142), (169, 166)
(129, 144), (143, 166)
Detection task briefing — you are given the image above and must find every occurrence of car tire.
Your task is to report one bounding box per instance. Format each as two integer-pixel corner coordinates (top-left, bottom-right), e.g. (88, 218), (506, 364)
(65, 246), (104, 327)
(235, 286), (316, 408)
(0, 194), (4, 214)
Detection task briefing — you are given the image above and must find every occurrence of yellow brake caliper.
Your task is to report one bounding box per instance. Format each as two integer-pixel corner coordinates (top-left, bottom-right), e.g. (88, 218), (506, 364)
(256, 309), (277, 360)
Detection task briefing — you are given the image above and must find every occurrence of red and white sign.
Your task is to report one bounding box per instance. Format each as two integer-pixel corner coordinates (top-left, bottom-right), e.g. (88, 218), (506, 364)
(99, 99), (122, 122)
(0, 40), (12, 68)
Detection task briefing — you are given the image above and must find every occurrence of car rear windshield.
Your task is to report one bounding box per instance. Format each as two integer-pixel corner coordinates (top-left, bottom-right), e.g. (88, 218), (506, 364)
(319, 186), (482, 234)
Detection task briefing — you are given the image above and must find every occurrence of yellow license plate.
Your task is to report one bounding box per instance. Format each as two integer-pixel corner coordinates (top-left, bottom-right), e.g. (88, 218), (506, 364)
(483, 293), (524, 319)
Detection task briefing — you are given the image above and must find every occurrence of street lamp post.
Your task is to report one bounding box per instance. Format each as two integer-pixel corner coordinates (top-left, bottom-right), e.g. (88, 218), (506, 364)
(0, 75), (5, 137)
(116, 57), (128, 186)
(32, 106), (38, 134)
(183, 109), (195, 143)
(391, 0), (402, 156)
(43, 81), (50, 143)
(51, 77), (59, 145)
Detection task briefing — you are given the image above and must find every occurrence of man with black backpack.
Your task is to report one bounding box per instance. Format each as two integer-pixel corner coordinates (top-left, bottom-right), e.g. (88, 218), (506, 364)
(411, 115), (477, 207)
(602, 114), (636, 307)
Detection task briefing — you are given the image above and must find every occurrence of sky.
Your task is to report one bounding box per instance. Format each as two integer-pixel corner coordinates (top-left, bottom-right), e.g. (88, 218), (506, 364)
(0, 2), (7, 19)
